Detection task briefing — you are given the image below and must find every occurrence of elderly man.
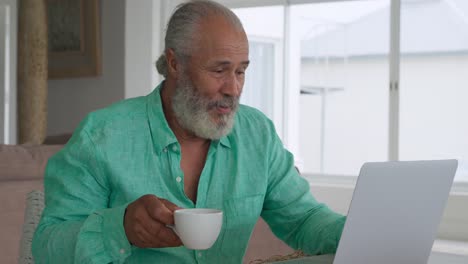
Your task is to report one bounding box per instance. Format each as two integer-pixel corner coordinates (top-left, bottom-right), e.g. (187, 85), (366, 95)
(32, 1), (345, 263)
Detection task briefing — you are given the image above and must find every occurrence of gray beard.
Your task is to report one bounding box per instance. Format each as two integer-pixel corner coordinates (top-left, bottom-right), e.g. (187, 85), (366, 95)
(171, 75), (239, 140)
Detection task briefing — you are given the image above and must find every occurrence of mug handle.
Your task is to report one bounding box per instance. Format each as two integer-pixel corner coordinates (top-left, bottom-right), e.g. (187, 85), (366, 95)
(166, 224), (179, 236)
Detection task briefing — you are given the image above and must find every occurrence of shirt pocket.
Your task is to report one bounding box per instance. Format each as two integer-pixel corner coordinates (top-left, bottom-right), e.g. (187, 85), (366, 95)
(219, 194), (264, 256)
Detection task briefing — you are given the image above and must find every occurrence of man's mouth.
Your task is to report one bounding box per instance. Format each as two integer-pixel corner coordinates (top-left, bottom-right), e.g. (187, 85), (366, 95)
(216, 105), (232, 114)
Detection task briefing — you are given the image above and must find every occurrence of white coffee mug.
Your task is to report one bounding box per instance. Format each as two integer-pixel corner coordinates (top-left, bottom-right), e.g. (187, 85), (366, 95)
(170, 208), (223, 250)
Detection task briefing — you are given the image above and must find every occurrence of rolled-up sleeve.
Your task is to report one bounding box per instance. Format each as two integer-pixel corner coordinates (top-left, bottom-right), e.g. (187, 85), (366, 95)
(261, 120), (346, 255)
(32, 117), (132, 264)
(75, 205), (132, 263)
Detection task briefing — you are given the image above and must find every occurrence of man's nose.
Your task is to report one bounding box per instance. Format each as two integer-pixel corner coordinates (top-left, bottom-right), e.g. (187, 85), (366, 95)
(222, 73), (241, 97)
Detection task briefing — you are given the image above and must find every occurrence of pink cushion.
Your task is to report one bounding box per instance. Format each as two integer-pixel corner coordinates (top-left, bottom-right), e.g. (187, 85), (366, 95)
(0, 144), (63, 181)
(0, 180), (43, 264)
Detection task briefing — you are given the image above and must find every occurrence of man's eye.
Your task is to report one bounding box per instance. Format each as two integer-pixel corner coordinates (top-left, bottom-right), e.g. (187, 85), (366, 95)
(214, 69), (223, 74)
(237, 71), (245, 76)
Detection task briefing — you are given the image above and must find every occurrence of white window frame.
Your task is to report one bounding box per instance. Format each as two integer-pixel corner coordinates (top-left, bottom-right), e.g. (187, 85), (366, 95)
(0, 0), (17, 144)
(222, 0), (468, 241)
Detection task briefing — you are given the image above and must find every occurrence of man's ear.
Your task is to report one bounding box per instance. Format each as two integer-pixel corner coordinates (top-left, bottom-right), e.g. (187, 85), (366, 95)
(166, 48), (179, 77)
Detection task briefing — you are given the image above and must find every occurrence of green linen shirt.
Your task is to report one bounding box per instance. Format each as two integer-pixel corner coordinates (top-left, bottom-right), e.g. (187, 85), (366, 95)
(32, 83), (345, 264)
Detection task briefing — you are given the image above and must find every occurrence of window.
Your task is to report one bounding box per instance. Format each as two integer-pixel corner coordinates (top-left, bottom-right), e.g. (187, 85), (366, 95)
(399, 0), (468, 182)
(234, 1), (391, 176)
(293, 1), (390, 176)
(232, 0), (468, 183)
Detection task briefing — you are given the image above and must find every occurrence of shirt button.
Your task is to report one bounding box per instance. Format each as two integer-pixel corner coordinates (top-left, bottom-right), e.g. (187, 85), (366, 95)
(176, 176), (182, 183)
(172, 145), (178, 152)
(163, 147), (168, 153)
(198, 252), (202, 257)
(119, 248), (125, 254)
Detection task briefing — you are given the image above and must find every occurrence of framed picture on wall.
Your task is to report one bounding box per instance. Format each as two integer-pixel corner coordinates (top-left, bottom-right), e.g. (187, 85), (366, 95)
(47, 0), (101, 79)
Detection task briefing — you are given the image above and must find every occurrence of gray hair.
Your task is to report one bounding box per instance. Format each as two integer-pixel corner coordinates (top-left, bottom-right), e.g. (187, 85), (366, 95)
(155, 0), (244, 77)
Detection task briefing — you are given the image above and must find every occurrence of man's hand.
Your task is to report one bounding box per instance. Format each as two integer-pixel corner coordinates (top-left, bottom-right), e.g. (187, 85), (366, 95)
(124, 194), (183, 248)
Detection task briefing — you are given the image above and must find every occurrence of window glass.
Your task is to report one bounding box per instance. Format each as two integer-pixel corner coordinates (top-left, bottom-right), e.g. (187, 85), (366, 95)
(293, 1), (390, 176)
(399, 0), (468, 182)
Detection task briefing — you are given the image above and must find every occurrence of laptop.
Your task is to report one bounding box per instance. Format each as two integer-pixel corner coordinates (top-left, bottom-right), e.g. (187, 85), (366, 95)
(279, 160), (458, 264)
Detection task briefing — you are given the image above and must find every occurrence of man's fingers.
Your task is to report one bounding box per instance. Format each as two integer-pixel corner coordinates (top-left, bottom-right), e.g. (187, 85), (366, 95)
(143, 220), (183, 247)
(142, 198), (183, 247)
(137, 212), (183, 248)
(156, 225), (183, 247)
(126, 195), (184, 248)
(131, 222), (157, 248)
(139, 209), (169, 237)
(142, 195), (176, 225)
(160, 198), (182, 212)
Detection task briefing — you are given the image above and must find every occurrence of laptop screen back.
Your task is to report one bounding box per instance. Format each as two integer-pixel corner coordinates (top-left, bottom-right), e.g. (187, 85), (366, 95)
(333, 160), (458, 264)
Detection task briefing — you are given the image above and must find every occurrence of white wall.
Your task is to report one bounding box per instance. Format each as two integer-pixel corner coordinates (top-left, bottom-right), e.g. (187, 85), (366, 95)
(125, 0), (160, 99)
(47, 0), (126, 136)
(47, 0), (184, 136)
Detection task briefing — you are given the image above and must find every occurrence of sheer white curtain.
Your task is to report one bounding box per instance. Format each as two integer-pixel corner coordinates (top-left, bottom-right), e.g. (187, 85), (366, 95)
(241, 40), (275, 120)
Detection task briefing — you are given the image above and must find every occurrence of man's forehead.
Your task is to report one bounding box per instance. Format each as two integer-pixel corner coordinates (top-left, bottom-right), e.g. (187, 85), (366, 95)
(196, 40), (249, 66)
(211, 59), (250, 66)
(190, 15), (249, 65)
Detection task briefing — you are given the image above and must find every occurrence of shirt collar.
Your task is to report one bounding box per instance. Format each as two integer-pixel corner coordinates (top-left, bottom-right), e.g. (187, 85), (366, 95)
(147, 82), (178, 155)
(218, 135), (231, 148)
(147, 82), (231, 155)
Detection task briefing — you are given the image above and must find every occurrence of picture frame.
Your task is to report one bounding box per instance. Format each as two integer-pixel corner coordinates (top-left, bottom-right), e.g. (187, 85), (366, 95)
(47, 0), (101, 79)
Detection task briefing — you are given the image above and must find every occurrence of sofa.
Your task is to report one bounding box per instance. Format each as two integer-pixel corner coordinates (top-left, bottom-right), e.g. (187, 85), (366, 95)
(0, 143), (293, 264)
(0, 144), (62, 264)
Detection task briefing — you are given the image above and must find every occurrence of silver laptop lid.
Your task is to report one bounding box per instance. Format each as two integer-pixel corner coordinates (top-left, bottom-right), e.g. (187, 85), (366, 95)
(333, 160), (458, 264)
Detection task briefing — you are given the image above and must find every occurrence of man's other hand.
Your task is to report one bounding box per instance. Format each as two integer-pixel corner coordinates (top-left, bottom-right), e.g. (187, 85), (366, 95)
(124, 194), (183, 248)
